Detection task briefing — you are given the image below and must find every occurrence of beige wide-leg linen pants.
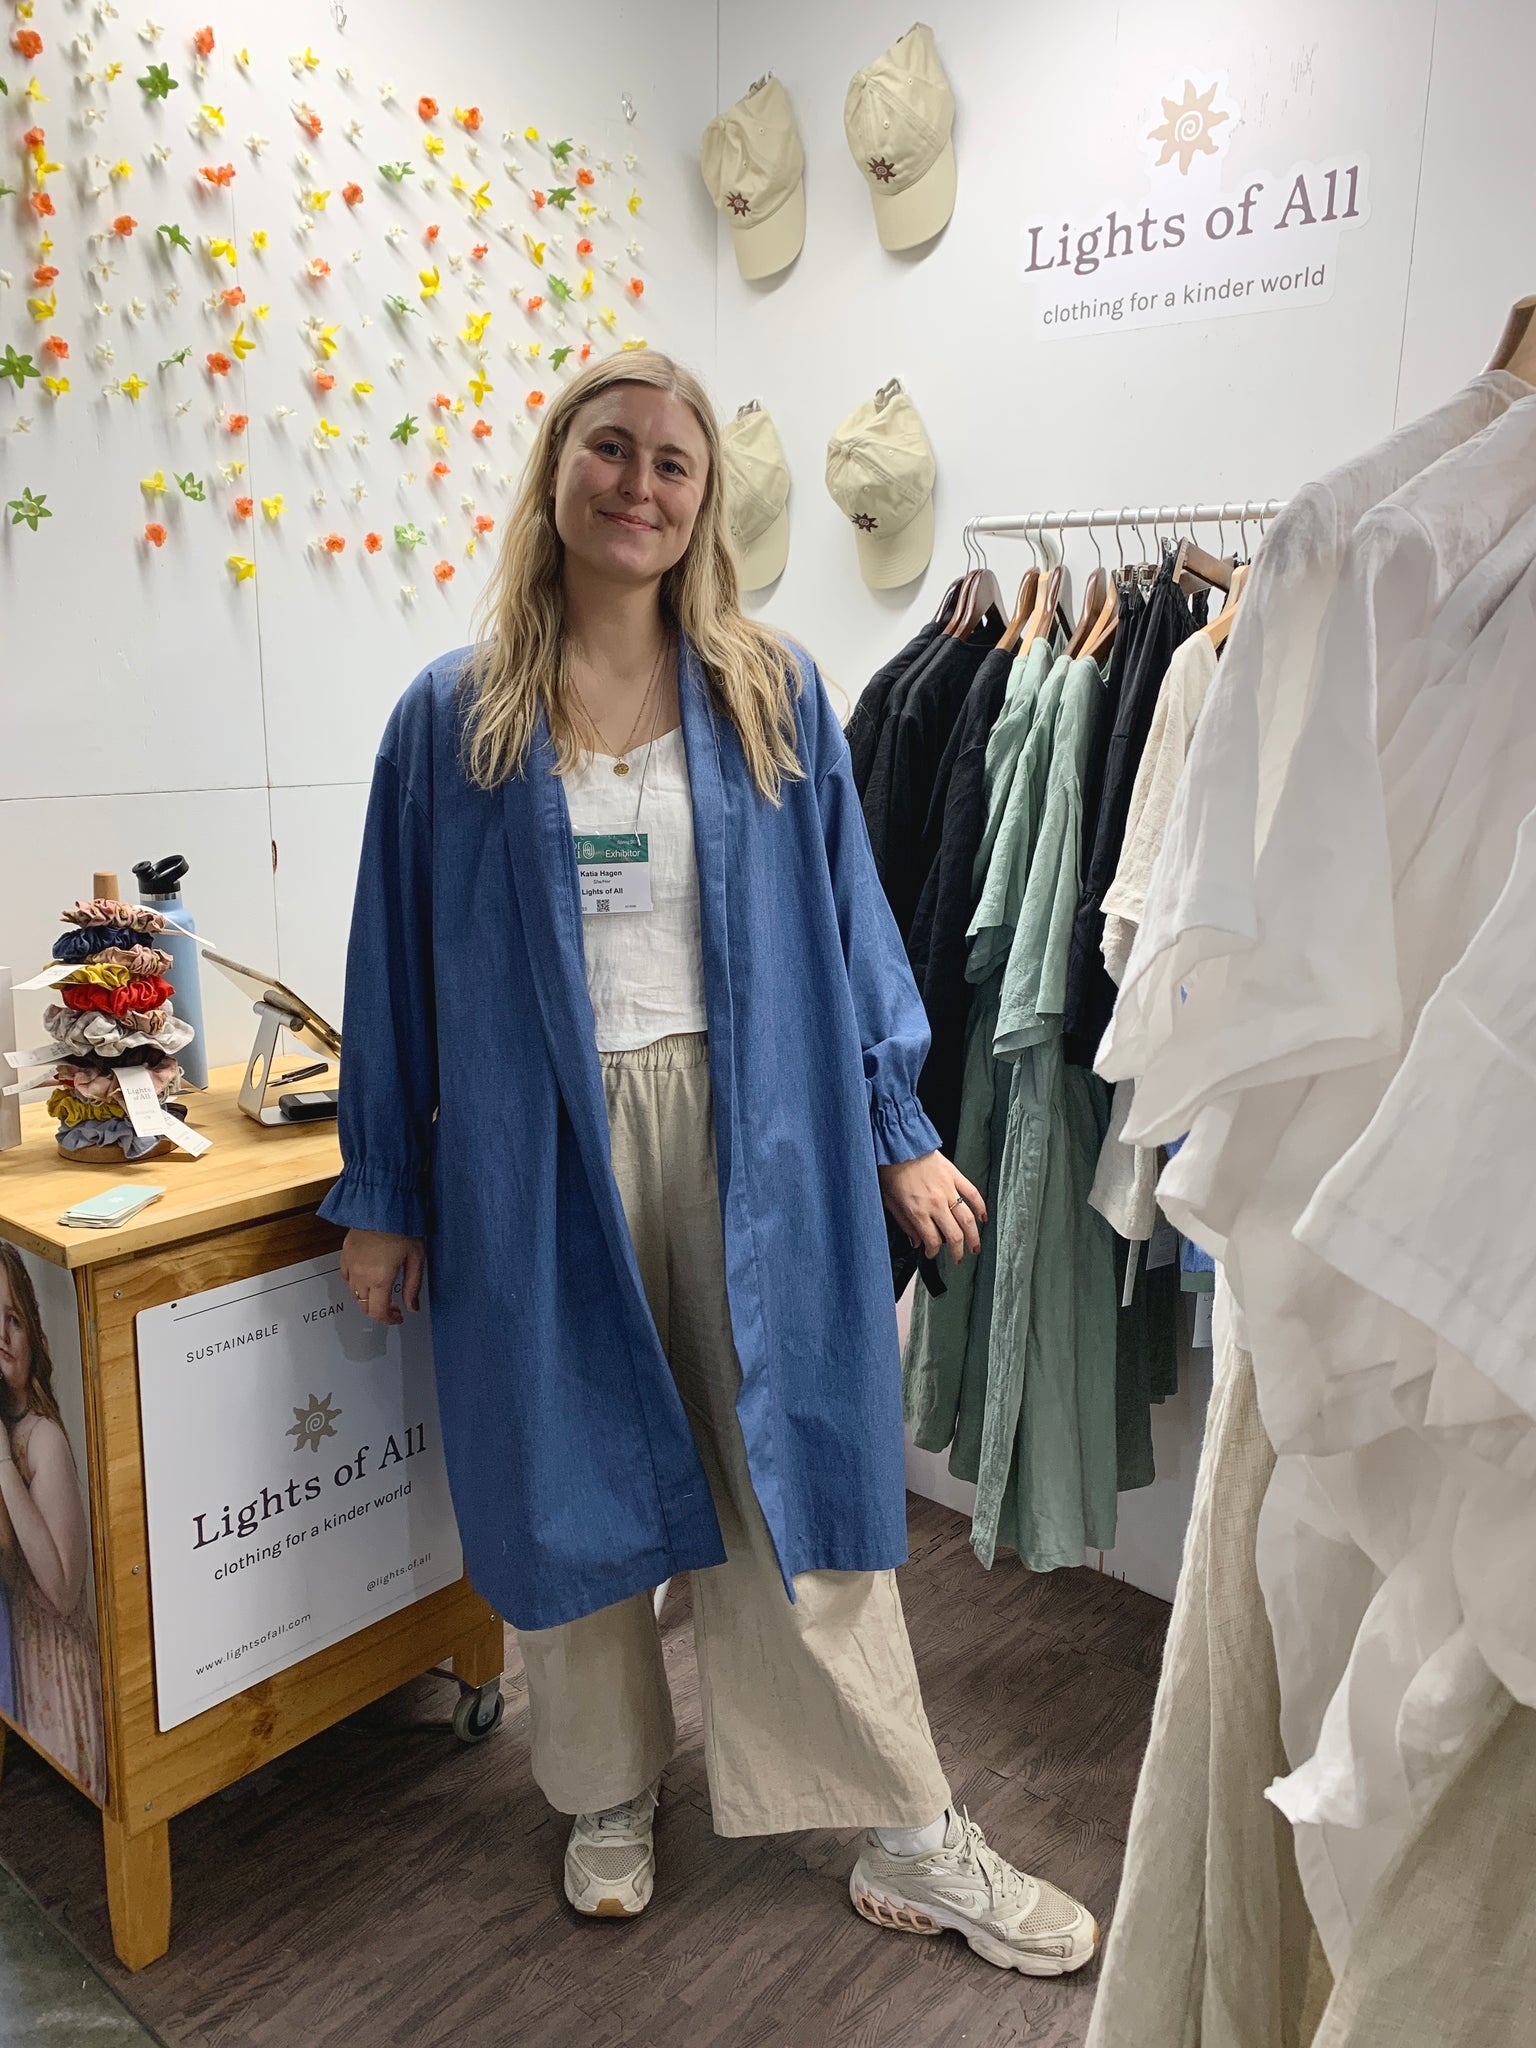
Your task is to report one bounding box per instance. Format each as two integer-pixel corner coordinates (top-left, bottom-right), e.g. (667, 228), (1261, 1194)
(518, 1033), (953, 1837)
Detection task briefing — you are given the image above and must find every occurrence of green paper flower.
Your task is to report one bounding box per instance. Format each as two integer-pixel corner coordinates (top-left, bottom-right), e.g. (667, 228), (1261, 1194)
(384, 294), (419, 318)
(158, 346), (191, 369)
(546, 186), (576, 211)
(138, 61), (178, 101)
(390, 413), (419, 445)
(0, 345), (40, 389)
(174, 470), (206, 502)
(394, 522), (426, 550)
(549, 345), (573, 371)
(7, 486), (50, 531)
(157, 221), (192, 253)
(379, 161), (415, 183)
(547, 274), (572, 303)
(550, 138), (574, 165)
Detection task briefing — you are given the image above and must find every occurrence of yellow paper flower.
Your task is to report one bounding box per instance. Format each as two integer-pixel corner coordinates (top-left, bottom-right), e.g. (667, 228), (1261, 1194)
(304, 188), (330, 212)
(315, 417), (340, 439)
(43, 374), (69, 395)
(627, 188), (642, 215)
(262, 494), (285, 519)
(598, 307), (617, 330)
(423, 133), (445, 158)
(111, 157), (134, 180)
(141, 470), (168, 495)
(253, 303), (271, 322)
(27, 290), (56, 321)
(209, 236), (238, 266)
(419, 265), (441, 299)
(460, 310), (491, 344)
(103, 62), (123, 83)
(578, 268), (594, 299)
(524, 126), (540, 143)
(229, 321), (255, 360)
(432, 424), (449, 447)
(315, 323), (340, 358)
(199, 104), (225, 130)
(527, 341), (542, 359)
(227, 555), (256, 581)
(120, 372), (148, 399)
(352, 379), (374, 396)
(24, 78), (49, 103)
(620, 338), (648, 352)
(468, 370), (493, 404)
(471, 180), (492, 215)
(250, 229), (269, 251)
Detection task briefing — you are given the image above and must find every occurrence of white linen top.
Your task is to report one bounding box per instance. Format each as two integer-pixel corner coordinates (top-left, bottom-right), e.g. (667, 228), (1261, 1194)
(559, 726), (709, 1052)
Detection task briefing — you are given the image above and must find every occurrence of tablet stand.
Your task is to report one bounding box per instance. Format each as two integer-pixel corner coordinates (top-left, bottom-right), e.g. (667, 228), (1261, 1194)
(237, 999), (336, 1126)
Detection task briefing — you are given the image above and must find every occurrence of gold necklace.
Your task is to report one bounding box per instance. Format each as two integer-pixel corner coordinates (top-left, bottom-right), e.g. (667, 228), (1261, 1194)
(577, 634), (671, 777)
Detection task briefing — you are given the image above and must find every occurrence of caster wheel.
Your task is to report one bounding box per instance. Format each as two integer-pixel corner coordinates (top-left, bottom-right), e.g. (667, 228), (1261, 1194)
(453, 1682), (504, 1744)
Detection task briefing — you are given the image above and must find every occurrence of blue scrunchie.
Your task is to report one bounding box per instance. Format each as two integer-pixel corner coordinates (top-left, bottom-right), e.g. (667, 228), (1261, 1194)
(52, 925), (139, 963)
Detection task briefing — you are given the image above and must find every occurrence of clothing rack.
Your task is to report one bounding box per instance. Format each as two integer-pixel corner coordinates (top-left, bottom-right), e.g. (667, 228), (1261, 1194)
(967, 500), (1286, 541)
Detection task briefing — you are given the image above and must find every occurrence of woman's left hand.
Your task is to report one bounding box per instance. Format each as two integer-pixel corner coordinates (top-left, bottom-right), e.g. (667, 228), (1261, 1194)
(878, 1152), (987, 1265)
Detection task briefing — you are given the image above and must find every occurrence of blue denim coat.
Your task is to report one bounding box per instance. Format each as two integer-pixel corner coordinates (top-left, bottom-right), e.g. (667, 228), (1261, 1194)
(318, 637), (941, 1629)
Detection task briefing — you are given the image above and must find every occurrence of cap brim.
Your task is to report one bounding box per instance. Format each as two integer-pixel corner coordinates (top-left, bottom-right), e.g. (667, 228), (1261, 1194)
(734, 504), (790, 590)
(853, 495), (934, 590)
(731, 181), (805, 281)
(872, 135), (956, 252)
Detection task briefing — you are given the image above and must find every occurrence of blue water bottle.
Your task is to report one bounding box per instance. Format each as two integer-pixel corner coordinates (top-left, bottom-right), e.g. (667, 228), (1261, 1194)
(133, 855), (209, 1090)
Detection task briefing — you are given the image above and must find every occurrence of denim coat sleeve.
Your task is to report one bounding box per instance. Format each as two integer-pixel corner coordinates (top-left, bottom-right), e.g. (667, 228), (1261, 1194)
(318, 678), (441, 1239)
(801, 659), (944, 1169)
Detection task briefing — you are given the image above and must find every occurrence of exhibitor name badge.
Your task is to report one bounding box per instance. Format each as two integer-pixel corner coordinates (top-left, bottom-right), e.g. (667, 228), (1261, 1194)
(574, 830), (652, 915)
(1023, 73), (1371, 338)
(135, 1254), (463, 1731)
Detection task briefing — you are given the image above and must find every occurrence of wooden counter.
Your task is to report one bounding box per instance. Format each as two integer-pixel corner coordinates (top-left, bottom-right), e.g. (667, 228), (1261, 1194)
(0, 1064), (502, 1969)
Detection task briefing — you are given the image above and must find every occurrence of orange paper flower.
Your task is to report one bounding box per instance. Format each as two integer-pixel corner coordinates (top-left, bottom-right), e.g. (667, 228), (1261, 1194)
(531, 190), (547, 209)
(307, 256), (331, 280)
(527, 389), (546, 408)
(343, 182), (364, 207)
(42, 335), (69, 360)
(576, 168), (595, 188)
(456, 106), (482, 132)
(576, 238), (593, 257)
(28, 191), (56, 218)
(430, 460), (450, 477)
(226, 412), (249, 432)
(144, 522), (167, 547)
(32, 265), (60, 286)
(234, 496), (254, 518)
(322, 532), (346, 554)
(364, 530), (382, 553)
(298, 109), (323, 138)
(471, 242), (488, 260)
(473, 513), (495, 535)
(315, 370), (335, 391)
(471, 418), (492, 438)
(193, 25), (215, 56)
(112, 215), (138, 238)
(431, 391), (452, 410)
(417, 96), (438, 121)
(424, 222), (440, 243)
(21, 127), (45, 153)
(627, 276), (644, 297)
(526, 294), (544, 312)
(206, 350), (231, 375)
(12, 27), (43, 59)
(200, 164), (236, 188)
(220, 285), (246, 307)
(433, 559), (455, 583)
(579, 343), (592, 362)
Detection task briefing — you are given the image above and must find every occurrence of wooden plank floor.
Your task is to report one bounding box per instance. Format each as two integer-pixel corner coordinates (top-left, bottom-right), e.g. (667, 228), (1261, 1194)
(0, 1496), (1168, 2048)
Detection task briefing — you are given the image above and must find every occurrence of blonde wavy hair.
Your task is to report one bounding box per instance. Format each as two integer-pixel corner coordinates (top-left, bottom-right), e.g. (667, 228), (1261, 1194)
(460, 352), (804, 801)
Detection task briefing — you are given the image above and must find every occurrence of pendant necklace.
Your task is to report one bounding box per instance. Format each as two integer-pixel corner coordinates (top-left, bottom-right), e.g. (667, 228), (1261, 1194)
(603, 633), (670, 778)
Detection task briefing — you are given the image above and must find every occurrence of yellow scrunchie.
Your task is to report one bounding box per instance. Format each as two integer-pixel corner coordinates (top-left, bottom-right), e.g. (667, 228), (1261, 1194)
(63, 962), (133, 990)
(48, 1089), (126, 1126)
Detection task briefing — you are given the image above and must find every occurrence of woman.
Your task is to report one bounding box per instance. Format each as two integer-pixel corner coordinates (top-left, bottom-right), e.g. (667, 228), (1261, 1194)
(323, 353), (1096, 1975)
(0, 1245), (108, 1801)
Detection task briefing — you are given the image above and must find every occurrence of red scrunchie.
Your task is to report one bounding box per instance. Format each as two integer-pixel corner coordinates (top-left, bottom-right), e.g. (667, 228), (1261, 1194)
(59, 975), (175, 1017)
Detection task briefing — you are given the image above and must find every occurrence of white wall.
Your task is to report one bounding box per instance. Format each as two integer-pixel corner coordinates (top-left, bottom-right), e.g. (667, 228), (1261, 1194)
(712, 0), (1536, 1588)
(1, 0), (719, 1054)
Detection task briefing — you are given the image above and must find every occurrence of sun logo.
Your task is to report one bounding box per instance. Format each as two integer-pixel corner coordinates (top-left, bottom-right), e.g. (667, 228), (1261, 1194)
(852, 511), (879, 531)
(867, 156), (897, 185)
(1148, 79), (1231, 175)
(288, 1391), (342, 1453)
(727, 190), (751, 216)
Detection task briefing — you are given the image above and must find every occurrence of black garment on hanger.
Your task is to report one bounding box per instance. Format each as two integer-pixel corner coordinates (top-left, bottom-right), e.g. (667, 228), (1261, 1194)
(846, 621), (942, 796)
(1063, 554), (1204, 1067)
(863, 626), (1000, 939)
(1076, 576), (1147, 898)
(905, 644), (1014, 1157)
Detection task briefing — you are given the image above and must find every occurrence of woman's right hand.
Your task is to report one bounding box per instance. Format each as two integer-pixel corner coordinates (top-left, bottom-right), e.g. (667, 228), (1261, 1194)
(340, 1229), (425, 1326)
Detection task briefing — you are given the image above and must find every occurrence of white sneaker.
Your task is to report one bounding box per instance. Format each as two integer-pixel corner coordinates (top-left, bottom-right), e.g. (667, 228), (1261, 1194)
(563, 1784), (659, 1919)
(850, 1808), (1098, 1975)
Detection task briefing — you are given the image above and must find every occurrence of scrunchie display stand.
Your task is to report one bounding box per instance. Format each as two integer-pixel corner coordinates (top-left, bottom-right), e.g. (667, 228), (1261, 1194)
(43, 900), (196, 1167)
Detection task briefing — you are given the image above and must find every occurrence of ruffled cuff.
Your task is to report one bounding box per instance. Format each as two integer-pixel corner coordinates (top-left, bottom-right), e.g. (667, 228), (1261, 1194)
(870, 1093), (942, 1168)
(317, 1165), (428, 1239)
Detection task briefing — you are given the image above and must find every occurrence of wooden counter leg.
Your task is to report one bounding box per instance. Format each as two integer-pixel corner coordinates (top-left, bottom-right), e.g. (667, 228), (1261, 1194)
(101, 1813), (171, 1970)
(450, 1607), (504, 1690)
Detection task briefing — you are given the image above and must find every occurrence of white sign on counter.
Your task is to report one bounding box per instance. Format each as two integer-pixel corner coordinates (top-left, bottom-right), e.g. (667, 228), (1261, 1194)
(136, 1255), (464, 1731)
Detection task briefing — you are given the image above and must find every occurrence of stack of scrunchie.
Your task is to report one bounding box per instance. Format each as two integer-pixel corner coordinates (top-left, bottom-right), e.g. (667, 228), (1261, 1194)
(42, 900), (195, 1163)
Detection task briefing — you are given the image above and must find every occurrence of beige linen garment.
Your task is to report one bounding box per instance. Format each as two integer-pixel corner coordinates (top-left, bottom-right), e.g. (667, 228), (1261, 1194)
(517, 1033), (952, 1835)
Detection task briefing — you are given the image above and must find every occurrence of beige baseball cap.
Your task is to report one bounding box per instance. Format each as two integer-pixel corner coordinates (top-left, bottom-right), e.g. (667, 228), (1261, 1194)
(721, 402), (791, 590)
(844, 22), (956, 252)
(700, 74), (806, 282)
(825, 381), (936, 589)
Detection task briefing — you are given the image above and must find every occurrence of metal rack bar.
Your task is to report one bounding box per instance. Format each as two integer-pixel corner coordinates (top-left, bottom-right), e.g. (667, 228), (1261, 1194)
(968, 499), (1286, 537)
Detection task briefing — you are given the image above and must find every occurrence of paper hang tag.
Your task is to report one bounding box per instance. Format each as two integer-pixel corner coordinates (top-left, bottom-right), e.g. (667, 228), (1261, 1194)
(573, 831), (653, 915)
(1120, 1238), (1140, 1310)
(1146, 1219), (1180, 1271)
(116, 1065), (213, 1156)
(14, 962), (76, 992)
(5, 1045), (60, 1070)
(2, 1079), (54, 1098)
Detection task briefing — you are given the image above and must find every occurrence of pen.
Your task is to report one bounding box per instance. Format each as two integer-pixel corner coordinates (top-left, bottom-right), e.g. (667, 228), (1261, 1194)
(272, 1061), (330, 1087)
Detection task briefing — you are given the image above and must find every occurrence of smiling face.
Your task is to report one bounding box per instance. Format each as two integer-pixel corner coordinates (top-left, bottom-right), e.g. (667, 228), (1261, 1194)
(551, 382), (712, 594)
(0, 1265), (32, 1413)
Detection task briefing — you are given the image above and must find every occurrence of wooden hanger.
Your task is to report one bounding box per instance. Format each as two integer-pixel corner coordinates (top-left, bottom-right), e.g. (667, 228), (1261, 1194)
(1068, 566), (1109, 656)
(1488, 294), (1536, 385)
(999, 565), (1040, 652)
(1021, 560), (1067, 653)
(1172, 530), (1234, 595)
(943, 526), (1006, 640)
(1202, 559), (1250, 651)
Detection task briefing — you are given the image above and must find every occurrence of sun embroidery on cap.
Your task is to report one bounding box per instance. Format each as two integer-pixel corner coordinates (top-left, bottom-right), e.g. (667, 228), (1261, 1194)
(867, 156), (896, 183)
(852, 511), (879, 531)
(727, 190), (752, 216)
